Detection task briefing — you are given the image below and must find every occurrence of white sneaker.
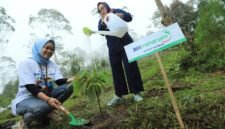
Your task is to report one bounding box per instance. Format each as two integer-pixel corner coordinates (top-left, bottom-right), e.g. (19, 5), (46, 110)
(107, 95), (123, 106)
(133, 94), (143, 102)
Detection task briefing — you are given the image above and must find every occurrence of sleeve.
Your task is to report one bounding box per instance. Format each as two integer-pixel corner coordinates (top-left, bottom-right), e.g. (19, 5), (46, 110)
(55, 78), (68, 85)
(115, 9), (133, 22)
(18, 60), (36, 86)
(25, 84), (41, 96)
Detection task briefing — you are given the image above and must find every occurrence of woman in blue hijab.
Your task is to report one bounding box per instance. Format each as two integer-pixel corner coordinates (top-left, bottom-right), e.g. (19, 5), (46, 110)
(11, 39), (74, 128)
(97, 2), (144, 106)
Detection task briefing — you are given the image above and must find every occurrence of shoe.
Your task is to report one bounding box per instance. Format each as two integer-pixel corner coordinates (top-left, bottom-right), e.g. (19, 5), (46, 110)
(107, 95), (124, 106)
(47, 110), (63, 122)
(133, 94), (143, 102)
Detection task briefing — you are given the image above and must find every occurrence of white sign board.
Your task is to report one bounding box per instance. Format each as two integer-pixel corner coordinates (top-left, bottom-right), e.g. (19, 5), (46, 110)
(124, 23), (187, 62)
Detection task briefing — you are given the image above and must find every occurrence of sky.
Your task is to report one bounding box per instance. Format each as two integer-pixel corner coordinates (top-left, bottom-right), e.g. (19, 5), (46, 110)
(0, 0), (188, 93)
(0, 0), (188, 64)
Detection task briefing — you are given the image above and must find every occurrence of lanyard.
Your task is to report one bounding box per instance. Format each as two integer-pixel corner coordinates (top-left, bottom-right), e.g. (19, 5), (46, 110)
(38, 64), (48, 88)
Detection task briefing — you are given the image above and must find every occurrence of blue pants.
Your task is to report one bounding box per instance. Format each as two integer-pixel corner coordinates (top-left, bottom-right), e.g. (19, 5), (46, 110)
(16, 84), (73, 124)
(109, 50), (144, 96)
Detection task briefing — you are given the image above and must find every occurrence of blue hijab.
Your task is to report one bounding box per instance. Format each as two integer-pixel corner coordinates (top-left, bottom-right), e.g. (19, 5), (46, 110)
(32, 39), (55, 64)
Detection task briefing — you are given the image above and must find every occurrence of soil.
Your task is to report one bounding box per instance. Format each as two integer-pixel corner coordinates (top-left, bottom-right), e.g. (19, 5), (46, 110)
(71, 104), (128, 129)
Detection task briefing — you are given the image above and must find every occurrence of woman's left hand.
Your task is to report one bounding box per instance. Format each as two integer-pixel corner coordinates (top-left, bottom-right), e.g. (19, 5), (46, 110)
(67, 76), (75, 83)
(47, 97), (61, 109)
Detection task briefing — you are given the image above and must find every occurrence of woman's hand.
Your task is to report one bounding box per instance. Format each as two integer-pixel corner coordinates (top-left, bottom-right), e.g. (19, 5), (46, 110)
(67, 76), (75, 83)
(47, 97), (61, 109)
(37, 92), (61, 109)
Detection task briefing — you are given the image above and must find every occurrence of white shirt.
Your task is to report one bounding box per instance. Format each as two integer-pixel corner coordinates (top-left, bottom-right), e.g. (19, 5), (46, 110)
(11, 58), (63, 115)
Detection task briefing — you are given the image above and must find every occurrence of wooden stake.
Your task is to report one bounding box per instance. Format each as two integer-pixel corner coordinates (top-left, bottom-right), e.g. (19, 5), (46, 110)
(155, 53), (185, 129)
(154, 0), (185, 128)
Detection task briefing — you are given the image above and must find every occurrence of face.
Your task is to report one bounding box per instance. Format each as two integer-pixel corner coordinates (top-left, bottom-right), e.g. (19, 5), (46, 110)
(98, 4), (108, 16)
(41, 42), (54, 59)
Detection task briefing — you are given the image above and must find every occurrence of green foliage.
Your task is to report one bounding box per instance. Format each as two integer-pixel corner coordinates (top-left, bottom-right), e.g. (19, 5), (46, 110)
(193, 0), (225, 72)
(2, 80), (18, 99)
(195, 0), (225, 45)
(0, 79), (18, 107)
(73, 70), (106, 102)
(0, 95), (11, 107)
(0, 110), (15, 121)
(73, 70), (106, 118)
(180, 0), (225, 73)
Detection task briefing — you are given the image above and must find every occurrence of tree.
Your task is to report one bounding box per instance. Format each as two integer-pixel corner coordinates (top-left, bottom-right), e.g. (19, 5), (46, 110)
(151, 0), (200, 71)
(170, 1), (198, 52)
(194, 0), (225, 72)
(0, 56), (16, 93)
(152, 1), (198, 51)
(0, 7), (15, 56)
(2, 79), (18, 99)
(74, 70), (106, 118)
(195, 0), (225, 46)
(29, 9), (73, 63)
(60, 50), (84, 76)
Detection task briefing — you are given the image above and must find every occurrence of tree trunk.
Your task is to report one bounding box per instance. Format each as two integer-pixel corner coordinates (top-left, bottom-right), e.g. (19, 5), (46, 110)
(154, 0), (173, 26)
(155, 0), (167, 18)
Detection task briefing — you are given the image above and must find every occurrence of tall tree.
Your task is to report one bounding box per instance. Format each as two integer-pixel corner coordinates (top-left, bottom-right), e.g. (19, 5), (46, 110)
(195, 0), (225, 46)
(60, 49), (84, 76)
(0, 7), (15, 56)
(152, 0), (199, 71)
(0, 56), (16, 93)
(2, 79), (18, 99)
(170, 1), (198, 52)
(152, 0), (198, 49)
(29, 9), (73, 63)
(194, 0), (225, 72)
(154, 0), (173, 26)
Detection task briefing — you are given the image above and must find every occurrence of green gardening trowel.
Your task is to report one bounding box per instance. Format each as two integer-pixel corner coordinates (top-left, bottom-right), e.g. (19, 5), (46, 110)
(83, 27), (94, 36)
(59, 105), (89, 126)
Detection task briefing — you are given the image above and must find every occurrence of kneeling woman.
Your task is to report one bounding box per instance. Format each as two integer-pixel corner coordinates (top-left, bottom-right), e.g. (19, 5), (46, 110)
(11, 39), (74, 128)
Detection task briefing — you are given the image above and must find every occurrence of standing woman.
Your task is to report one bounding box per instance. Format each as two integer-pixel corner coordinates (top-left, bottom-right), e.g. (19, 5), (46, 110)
(97, 2), (144, 106)
(11, 39), (74, 128)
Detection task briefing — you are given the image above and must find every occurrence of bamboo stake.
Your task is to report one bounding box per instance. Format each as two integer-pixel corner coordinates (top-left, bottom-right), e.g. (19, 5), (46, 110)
(155, 53), (185, 129)
(154, 0), (185, 128)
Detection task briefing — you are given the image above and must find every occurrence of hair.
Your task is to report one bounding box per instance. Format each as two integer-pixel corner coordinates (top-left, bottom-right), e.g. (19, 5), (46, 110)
(97, 2), (111, 13)
(47, 39), (55, 44)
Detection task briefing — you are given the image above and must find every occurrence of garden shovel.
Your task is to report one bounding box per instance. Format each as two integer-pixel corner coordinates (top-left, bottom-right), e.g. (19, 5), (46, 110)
(58, 105), (89, 126)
